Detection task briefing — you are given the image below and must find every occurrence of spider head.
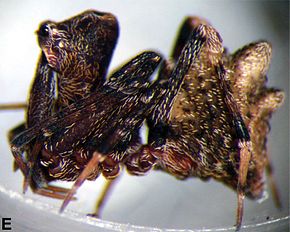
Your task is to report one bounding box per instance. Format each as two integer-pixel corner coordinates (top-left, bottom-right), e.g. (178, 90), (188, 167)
(37, 21), (69, 71)
(37, 10), (119, 78)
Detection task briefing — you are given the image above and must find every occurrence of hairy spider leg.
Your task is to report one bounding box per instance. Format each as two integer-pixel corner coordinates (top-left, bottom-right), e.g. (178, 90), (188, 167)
(34, 185), (75, 200)
(60, 152), (104, 213)
(86, 28), (207, 216)
(59, 29), (205, 213)
(0, 103), (27, 110)
(150, 25), (206, 125)
(216, 65), (252, 231)
(265, 153), (282, 208)
(126, 25), (207, 175)
(10, 51), (163, 213)
(88, 177), (120, 217)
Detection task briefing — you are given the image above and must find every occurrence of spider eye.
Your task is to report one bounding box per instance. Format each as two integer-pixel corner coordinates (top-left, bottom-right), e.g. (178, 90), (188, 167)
(38, 23), (50, 37)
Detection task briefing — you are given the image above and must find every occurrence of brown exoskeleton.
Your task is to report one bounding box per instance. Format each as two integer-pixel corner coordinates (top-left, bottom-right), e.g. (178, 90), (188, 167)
(124, 17), (284, 230)
(2, 11), (284, 231)
(7, 8), (205, 217)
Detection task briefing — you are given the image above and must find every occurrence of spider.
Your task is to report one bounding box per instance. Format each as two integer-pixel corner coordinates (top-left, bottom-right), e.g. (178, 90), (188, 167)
(124, 16), (284, 230)
(6, 8), (205, 217)
(1, 10), (284, 231)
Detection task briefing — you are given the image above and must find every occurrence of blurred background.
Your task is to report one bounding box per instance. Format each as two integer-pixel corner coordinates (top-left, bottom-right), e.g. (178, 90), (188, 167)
(0, 0), (289, 231)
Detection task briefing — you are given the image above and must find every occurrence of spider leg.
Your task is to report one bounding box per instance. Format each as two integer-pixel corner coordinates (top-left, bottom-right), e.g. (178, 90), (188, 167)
(88, 177), (120, 218)
(26, 53), (56, 128)
(11, 146), (28, 178)
(35, 184), (76, 200)
(150, 25), (206, 124)
(236, 141), (251, 231)
(9, 51), (162, 206)
(0, 103), (27, 110)
(10, 52), (162, 154)
(105, 51), (162, 93)
(10, 140), (66, 199)
(60, 152), (104, 213)
(171, 16), (211, 62)
(265, 153), (282, 208)
(23, 142), (42, 193)
(125, 146), (157, 175)
(6, 123), (26, 172)
(8, 123), (26, 143)
(216, 64), (252, 231)
(9, 53), (56, 188)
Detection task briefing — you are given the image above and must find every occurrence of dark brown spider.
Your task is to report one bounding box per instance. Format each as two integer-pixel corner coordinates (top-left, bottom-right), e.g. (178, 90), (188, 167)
(7, 8), (205, 214)
(125, 16), (284, 230)
(2, 11), (284, 231)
